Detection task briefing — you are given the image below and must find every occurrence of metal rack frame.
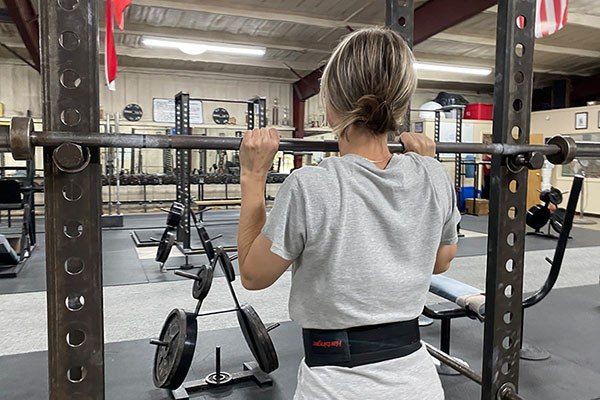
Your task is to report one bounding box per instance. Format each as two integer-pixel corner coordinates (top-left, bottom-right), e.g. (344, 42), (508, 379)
(27, 1), (550, 399)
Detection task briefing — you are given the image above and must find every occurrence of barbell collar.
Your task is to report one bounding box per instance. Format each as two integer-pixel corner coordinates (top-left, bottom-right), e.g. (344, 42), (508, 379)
(9, 117), (34, 160)
(546, 136), (576, 165)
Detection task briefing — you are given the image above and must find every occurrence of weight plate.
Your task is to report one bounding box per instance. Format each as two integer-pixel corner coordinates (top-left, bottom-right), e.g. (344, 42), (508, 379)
(547, 188), (563, 206)
(192, 265), (214, 301)
(216, 247), (235, 282)
(526, 205), (551, 231)
(198, 226), (216, 261)
(212, 108), (230, 125)
(550, 208), (566, 234)
(166, 202), (184, 228)
(152, 308), (197, 389)
(237, 303), (278, 373)
(155, 229), (176, 263)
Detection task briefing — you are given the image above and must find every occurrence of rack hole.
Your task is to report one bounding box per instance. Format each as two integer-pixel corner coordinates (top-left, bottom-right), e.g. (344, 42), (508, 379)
(508, 207), (517, 219)
(62, 183), (82, 201)
(502, 336), (513, 349)
(514, 71), (524, 84)
(515, 43), (524, 57)
(65, 257), (84, 275)
(516, 15), (526, 29)
(64, 221), (83, 238)
(65, 295), (85, 311)
(67, 366), (87, 383)
(60, 69), (82, 89)
(501, 362), (511, 375)
(504, 285), (514, 298)
(61, 108), (81, 127)
(59, 31), (80, 51)
(507, 232), (516, 246)
(505, 259), (514, 272)
(398, 17), (406, 27)
(511, 126), (521, 140)
(513, 99), (523, 112)
(508, 180), (518, 193)
(58, 0), (80, 11)
(66, 330), (86, 347)
(503, 311), (513, 324)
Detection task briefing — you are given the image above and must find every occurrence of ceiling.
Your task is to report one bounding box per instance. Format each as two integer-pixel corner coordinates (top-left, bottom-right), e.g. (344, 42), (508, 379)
(0, 0), (598, 90)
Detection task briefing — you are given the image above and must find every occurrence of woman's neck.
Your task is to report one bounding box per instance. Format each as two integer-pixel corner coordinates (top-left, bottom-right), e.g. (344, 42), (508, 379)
(339, 126), (392, 166)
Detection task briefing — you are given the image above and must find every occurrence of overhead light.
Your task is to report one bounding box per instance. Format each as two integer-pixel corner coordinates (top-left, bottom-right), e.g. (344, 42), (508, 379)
(141, 36), (266, 57)
(414, 62), (492, 76)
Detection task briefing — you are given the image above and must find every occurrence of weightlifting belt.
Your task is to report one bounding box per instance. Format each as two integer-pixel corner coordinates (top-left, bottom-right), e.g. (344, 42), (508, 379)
(302, 318), (421, 368)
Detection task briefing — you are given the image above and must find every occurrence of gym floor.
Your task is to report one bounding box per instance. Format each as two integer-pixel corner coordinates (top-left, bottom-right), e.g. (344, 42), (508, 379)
(1, 210), (599, 399)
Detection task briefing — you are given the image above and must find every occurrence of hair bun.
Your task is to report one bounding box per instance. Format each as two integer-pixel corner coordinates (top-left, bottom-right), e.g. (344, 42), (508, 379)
(355, 95), (395, 134)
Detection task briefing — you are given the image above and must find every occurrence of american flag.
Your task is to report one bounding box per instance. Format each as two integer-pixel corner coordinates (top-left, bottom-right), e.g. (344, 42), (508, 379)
(535, 0), (569, 38)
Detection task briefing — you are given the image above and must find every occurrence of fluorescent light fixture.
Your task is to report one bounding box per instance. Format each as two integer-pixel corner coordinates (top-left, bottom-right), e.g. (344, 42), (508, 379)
(414, 62), (492, 76)
(141, 36), (266, 57)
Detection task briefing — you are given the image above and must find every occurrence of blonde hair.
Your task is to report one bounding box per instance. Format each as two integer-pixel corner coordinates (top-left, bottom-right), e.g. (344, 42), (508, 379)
(321, 27), (417, 136)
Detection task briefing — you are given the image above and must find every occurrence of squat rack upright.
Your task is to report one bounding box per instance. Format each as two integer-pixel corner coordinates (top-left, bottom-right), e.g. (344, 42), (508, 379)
(3, 1), (598, 400)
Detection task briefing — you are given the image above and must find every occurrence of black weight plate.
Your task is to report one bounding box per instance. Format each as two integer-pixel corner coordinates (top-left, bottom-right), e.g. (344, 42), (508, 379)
(550, 208), (566, 234)
(167, 202), (184, 228)
(153, 309), (197, 389)
(237, 303), (278, 373)
(198, 226), (216, 260)
(212, 108), (230, 125)
(192, 265), (214, 301)
(526, 205), (551, 231)
(156, 229), (176, 263)
(548, 188), (563, 206)
(216, 247), (235, 282)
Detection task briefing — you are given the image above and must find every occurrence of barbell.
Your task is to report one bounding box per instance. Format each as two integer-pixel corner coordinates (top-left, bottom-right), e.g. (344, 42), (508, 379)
(3, 117), (600, 166)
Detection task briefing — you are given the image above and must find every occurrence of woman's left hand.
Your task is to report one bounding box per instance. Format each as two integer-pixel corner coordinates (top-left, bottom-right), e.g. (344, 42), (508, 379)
(240, 128), (280, 178)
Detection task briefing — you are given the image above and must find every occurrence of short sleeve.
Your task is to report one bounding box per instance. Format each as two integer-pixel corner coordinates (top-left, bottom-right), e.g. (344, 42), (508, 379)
(261, 174), (306, 261)
(440, 178), (461, 246)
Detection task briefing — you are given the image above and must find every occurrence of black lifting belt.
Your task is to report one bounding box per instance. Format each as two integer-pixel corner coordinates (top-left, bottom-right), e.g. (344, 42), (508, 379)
(302, 318), (421, 368)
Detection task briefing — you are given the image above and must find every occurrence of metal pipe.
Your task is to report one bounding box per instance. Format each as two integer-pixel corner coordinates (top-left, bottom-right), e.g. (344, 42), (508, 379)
(24, 131), (568, 155)
(4, 129), (600, 159)
(423, 341), (524, 400)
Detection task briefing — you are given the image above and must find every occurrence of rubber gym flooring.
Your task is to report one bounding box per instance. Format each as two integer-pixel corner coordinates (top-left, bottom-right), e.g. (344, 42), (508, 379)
(0, 285), (599, 399)
(0, 210), (599, 399)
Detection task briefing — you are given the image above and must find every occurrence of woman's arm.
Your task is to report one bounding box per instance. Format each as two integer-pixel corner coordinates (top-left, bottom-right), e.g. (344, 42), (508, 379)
(237, 128), (293, 290)
(433, 244), (457, 274)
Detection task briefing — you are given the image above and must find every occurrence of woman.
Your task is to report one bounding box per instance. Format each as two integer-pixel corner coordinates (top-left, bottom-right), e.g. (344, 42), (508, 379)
(237, 27), (459, 400)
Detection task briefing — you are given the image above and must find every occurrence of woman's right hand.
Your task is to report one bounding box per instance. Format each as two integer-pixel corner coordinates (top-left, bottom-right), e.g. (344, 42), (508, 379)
(399, 132), (436, 157)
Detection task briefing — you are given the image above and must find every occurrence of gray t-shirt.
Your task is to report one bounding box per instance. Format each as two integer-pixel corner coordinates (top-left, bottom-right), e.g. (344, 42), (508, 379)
(262, 153), (460, 400)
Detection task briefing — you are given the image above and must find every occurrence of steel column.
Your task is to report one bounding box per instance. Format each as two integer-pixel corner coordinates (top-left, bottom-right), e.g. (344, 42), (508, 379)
(386, 0), (414, 135)
(41, 1), (104, 399)
(175, 92), (192, 249)
(482, 1), (536, 399)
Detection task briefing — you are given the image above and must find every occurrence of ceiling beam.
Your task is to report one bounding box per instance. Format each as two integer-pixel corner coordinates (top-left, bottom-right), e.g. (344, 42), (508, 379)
(413, 0), (497, 44)
(430, 32), (600, 59)
(109, 23), (333, 54)
(294, 0), (499, 101)
(3, 0), (39, 71)
(132, 0), (373, 29)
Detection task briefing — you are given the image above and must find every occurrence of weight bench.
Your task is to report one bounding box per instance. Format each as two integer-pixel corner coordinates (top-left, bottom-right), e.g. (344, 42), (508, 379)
(425, 175), (583, 371)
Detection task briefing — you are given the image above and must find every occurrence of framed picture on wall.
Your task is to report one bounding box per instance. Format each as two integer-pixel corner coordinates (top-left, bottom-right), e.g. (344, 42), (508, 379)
(575, 112), (588, 130)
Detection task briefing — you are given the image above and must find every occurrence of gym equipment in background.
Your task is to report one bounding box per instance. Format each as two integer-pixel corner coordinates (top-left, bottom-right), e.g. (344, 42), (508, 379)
(425, 175), (583, 369)
(150, 221), (279, 397)
(526, 186), (569, 239)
